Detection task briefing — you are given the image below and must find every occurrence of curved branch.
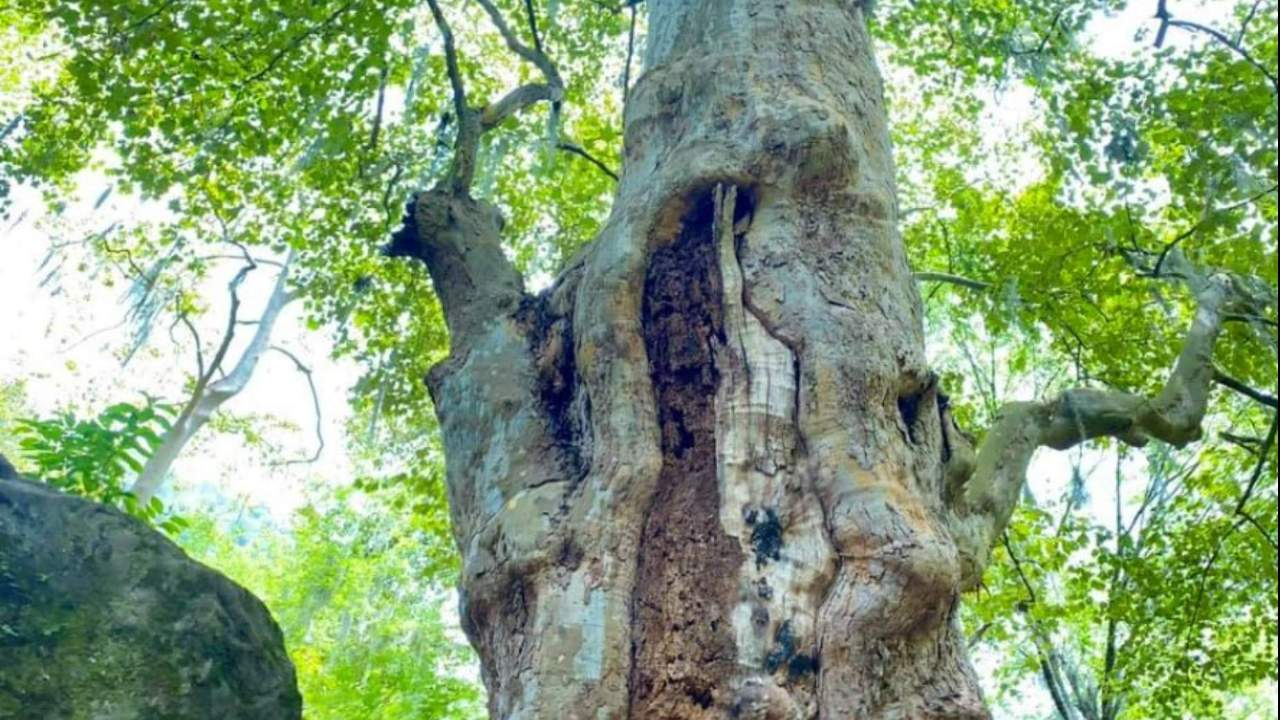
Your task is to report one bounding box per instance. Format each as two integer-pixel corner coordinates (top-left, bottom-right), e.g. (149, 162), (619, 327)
(130, 254), (296, 503)
(481, 83), (555, 129)
(270, 345), (325, 466)
(557, 141), (619, 182)
(947, 253), (1249, 589)
(475, 0), (563, 91)
(1154, 0), (1278, 93)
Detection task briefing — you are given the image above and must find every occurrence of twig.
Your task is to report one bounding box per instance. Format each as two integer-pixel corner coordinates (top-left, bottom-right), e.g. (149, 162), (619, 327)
(1213, 367), (1279, 409)
(176, 306), (206, 380)
(1152, 183), (1278, 276)
(1154, 0), (1278, 93)
(198, 254), (286, 268)
(914, 271), (991, 291)
(1237, 0), (1264, 44)
(239, 0), (359, 88)
(1184, 412), (1279, 649)
(558, 141), (619, 182)
(524, 0), (544, 55)
(271, 345), (325, 465)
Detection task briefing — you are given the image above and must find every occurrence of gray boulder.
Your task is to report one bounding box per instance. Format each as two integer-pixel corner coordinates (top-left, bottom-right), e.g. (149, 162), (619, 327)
(0, 458), (301, 719)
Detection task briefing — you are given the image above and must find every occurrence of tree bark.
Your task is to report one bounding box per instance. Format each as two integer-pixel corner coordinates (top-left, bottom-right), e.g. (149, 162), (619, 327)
(396, 3), (1247, 718)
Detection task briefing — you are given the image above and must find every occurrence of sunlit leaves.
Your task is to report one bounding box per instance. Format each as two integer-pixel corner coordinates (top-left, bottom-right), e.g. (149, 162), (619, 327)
(11, 396), (187, 532)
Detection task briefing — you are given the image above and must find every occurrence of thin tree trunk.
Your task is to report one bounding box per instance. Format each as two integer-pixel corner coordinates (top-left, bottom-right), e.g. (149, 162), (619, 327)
(131, 256), (295, 504)
(402, 2), (1245, 717)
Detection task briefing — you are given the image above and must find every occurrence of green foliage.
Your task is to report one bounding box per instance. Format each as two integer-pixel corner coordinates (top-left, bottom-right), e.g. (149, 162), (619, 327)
(181, 492), (484, 720)
(10, 397), (187, 532)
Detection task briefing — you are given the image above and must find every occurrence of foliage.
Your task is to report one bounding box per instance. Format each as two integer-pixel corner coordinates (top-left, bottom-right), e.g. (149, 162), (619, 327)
(181, 492), (484, 720)
(10, 397), (188, 532)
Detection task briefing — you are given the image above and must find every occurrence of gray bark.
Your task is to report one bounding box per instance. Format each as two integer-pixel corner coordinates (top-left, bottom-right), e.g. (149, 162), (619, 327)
(397, 3), (1251, 718)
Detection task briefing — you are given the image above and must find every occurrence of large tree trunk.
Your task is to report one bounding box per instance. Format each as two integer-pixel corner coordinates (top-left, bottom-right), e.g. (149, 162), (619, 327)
(413, 3), (988, 717)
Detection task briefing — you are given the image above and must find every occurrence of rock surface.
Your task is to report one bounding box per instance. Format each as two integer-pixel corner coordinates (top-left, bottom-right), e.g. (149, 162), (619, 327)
(0, 458), (301, 719)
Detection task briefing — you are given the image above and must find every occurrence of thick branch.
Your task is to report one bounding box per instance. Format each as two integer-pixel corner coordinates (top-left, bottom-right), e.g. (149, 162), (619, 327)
(425, 0), (480, 194)
(948, 255), (1243, 589)
(388, 189), (524, 345)
(481, 83), (555, 129)
(426, 0), (467, 119)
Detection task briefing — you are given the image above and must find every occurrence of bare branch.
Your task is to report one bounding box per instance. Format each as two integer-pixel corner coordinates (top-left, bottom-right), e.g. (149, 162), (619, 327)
(198, 254), (286, 268)
(271, 345), (325, 465)
(524, 0), (544, 56)
(426, 0), (468, 122)
(1154, 0), (1278, 93)
(1220, 430), (1264, 454)
(914, 271), (991, 291)
(426, 0), (480, 193)
(1213, 367), (1278, 409)
(130, 254), (298, 503)
(557, 141), (620, 182)
(1237, 0), (1264, 43)
(475, 0), (563, 90)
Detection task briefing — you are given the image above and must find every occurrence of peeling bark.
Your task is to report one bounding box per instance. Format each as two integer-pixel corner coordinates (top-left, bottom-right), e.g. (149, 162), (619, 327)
(397, 2), (1249, 718)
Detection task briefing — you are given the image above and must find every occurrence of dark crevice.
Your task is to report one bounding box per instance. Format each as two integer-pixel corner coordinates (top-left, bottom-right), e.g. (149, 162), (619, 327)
(515, 293), (588, 483)
(937, 389), (954, 464)
(381, 195), (422, 259)
(898, 393), (923, 444)
(629, 190), (743, 719)
(898, 373), (938, 445)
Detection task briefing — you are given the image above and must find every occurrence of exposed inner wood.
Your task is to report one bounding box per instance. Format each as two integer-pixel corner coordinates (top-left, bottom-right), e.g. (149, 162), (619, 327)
(630, 194), (745, 718)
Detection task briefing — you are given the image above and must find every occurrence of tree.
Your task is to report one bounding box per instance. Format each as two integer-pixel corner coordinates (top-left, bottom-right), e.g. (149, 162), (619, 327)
(2, 0), (1275, 718)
